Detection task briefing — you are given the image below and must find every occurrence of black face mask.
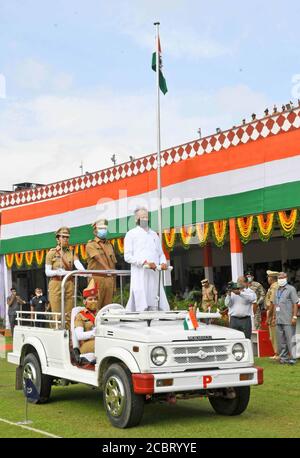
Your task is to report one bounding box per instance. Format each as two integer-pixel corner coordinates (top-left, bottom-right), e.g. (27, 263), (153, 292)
(137, 218), (149, 229)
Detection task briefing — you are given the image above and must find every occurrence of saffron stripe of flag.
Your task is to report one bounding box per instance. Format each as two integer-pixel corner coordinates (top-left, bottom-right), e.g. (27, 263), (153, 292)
(188, 309), (199, 329)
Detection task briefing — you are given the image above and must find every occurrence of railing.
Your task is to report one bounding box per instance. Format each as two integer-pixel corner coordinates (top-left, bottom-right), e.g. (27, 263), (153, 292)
(61, 270), (131, 330)
(16, 310), (61, 329)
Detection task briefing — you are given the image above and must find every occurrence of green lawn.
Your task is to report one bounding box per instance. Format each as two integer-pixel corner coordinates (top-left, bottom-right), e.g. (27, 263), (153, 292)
(0, 349), (300, 438)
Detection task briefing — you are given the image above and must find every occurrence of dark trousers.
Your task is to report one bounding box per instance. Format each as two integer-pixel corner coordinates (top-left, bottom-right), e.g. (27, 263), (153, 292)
(36, 313), (46, 328)
(8, 314), (16, 336)
(230, 316), (252, 339)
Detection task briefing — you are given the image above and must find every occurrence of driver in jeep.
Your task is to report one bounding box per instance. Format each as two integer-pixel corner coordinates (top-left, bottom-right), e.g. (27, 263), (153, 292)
(74, 279), (98, 356)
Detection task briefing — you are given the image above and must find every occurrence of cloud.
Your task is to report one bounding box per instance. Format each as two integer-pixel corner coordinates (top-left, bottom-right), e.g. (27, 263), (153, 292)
(101, 1), (231, 60)
(0, 83), (270, 189)
(12, 58), (73, 93)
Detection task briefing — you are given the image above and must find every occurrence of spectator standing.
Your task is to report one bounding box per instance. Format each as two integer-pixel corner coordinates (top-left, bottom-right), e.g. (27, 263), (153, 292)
(265, 270), (279, 359)
(6, 288), (26, 336)
(274, 272), (298, 365)
(30, 288), (49, 327)
(225, 277), (257, 339)
(245, 270), (265, 330)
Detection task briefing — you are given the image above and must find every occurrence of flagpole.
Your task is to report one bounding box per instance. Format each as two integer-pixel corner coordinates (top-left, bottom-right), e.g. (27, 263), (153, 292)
(154, 21), (163, 243)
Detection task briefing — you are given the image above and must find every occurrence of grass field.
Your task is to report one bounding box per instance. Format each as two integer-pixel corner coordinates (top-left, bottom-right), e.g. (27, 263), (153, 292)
(0, 343), (300, 438)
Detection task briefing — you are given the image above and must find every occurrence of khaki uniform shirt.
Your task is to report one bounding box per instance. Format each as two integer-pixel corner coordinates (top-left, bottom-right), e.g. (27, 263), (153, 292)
(86, 238), (117, 271)
(202, 284), (217, 305)
(249, 281), (265, 306)
(46, 246), (75, 271)
(265, 281), (278, 324)
(74, 310), (94, 332)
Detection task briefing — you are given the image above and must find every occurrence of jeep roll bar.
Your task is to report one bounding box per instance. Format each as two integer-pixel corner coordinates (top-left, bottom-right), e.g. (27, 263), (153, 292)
(61, 270), (131, 329)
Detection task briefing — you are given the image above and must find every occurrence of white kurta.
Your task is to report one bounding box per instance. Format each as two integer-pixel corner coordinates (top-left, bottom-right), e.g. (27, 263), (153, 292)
(124, 226), (170, 312)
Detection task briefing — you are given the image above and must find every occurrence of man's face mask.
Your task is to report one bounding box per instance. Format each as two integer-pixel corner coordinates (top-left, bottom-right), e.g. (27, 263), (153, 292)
(138, 218), (149, 229)
(86, 297), (98, 311)
(247, 276), (254, 283)
(278, 278), (287, 287)
(97, 228), (108, 239)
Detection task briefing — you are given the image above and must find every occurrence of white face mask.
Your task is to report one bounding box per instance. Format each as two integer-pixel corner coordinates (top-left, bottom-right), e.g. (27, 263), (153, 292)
(278, 278), (287, 287)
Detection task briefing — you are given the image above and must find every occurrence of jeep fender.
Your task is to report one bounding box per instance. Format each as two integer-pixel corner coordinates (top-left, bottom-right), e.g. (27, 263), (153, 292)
(99, 347), (140, 380)
(20, 337), (48, 371)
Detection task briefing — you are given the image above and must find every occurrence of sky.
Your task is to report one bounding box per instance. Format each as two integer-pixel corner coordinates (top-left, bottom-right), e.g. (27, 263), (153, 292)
(0, 0), (300, 189)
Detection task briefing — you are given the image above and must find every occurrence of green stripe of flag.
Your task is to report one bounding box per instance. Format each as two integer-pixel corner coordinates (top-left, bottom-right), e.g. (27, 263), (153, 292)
(152, 52), (168, 95)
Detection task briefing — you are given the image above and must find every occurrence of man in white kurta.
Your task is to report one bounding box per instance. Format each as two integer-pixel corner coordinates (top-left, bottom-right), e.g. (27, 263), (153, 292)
(124, 208), (170, 312)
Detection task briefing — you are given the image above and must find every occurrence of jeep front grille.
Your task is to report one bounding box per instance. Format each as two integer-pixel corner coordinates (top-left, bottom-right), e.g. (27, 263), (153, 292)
(172, 345), (229, 364)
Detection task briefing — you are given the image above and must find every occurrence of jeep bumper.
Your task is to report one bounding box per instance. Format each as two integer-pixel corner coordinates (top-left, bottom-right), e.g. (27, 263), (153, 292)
(132, 366), (263, 394)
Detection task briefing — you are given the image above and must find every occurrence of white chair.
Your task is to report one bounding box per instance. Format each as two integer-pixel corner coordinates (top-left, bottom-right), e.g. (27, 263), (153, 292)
(70, 306), (95, 364)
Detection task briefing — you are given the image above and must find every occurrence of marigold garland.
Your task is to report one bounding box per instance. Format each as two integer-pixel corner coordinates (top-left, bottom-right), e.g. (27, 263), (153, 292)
(179, 226), (195, 249)
(195, 223), (210, 247)
(25, 251), (34, 267)
(116, 238), (124, 254)
(15, 252), (24, 268)
(79, 244), (87, 261)
(163, 228), (176, 251)
(236, 216), (255, 244)
(212, 220), (228, 247)
(277, 209), (298, 239)
(256, 213), (275, 242)
(5, 254), (14, 269)
(35, 250), (45, 266)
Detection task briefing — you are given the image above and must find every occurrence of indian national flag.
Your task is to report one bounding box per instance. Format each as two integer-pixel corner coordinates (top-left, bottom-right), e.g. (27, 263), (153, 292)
(183, 309), (199, 330)
(152, 36), (168, 95)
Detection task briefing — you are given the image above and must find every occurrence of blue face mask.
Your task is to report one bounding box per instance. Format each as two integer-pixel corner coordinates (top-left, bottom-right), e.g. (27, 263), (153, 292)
(97, 229), (108, 239)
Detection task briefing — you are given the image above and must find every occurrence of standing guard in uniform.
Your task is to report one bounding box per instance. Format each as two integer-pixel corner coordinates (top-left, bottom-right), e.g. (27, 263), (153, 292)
(86, 219), (117, 311)
(74, 279), (98, 359)
(245, 271), (265, 330)
(265, 270), (279, 359)
(201, 279), (218, 312)
(45, 227), (85, 328)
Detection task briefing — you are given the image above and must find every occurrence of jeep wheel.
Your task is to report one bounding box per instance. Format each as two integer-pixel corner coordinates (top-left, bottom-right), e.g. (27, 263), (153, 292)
(209, 386), (250, 416)
(22, 353), (52, 404)
(103, 363), (144, 428)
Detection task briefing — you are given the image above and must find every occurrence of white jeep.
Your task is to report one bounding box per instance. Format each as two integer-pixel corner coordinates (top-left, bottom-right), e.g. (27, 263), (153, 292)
(7, 270), (263, 429)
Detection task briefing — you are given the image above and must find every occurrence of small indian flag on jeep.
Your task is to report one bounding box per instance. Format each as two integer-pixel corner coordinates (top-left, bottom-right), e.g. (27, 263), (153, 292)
(183, 308), (199, 330)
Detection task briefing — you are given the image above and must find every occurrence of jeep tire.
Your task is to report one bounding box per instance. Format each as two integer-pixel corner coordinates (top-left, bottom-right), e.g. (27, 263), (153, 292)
(22, 353), (52, 404)
(209, 386), (250, 416)
(103, 363), (144, 428)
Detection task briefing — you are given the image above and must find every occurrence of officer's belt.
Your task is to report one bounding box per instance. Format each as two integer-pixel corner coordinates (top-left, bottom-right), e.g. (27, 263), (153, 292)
(51, 276), (74, 282)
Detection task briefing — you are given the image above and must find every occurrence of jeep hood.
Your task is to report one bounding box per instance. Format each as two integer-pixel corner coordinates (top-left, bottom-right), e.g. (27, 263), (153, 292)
(100, 321), (246, 343)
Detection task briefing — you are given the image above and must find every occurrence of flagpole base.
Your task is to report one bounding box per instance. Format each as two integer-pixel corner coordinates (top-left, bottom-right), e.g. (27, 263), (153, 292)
(16, 420), (33, 425)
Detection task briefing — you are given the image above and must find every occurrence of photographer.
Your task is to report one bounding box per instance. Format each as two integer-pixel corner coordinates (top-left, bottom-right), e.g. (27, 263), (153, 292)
(225, 277), (257, 339)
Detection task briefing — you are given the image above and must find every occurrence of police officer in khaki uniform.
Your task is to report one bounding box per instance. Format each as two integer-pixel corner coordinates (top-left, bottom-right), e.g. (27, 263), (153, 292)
(245, 270), (266, 330)
(201, 278), (218, 312)
(265, 270), (279, 359)
(74, 279), (98, 355)
(45, 227), (85, 328)
(86, 219), (117, 310)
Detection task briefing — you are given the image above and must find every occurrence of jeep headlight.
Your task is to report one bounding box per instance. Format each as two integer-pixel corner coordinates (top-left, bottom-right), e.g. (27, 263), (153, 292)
(151, 347), (167, 366)
(232, 343), (245, 361)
